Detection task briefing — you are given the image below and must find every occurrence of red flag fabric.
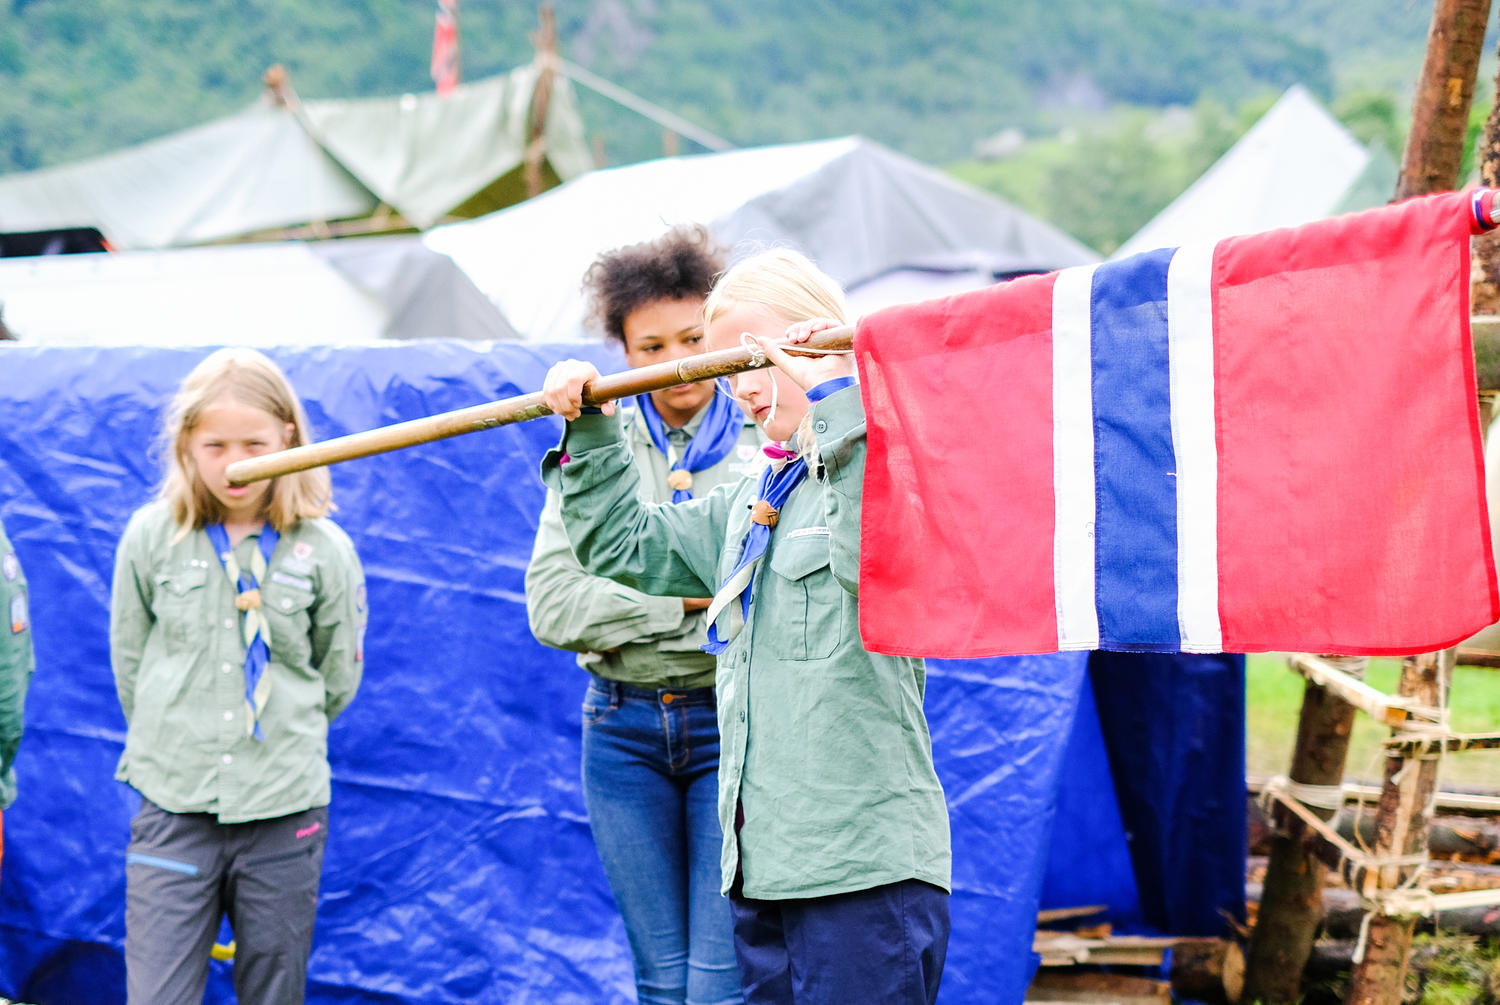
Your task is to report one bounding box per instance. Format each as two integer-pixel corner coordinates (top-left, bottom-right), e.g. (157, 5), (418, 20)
(431, 0), (460, 96)
(854, 189), (1500, 658)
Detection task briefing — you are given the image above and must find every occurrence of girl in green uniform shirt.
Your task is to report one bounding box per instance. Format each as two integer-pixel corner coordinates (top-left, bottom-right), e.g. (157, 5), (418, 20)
(110, 348), (366, 1005)
(526, 226), (755, 1005)
(540, 250), (951, 1005)
(0, 519), (35, 884)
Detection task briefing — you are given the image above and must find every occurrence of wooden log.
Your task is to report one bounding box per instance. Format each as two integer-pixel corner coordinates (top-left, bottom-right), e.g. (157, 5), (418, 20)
(1241, 659), (1363, 1005)
(1246, 882), (1500, 939)
(1250, 798), (1500, 861)
(1246, 784), (1500, 851)
(1252, 856), (1500, 894)
(1335, 810), (1500, 863)
(1170, 939), (1245, 1005)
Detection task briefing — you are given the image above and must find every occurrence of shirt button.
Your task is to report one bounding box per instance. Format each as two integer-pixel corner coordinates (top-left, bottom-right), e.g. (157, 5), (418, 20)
(739, 711), (746, 722)
(221, 663), (232, 674)
(223, 618), (234, 629)
(813, 420), (828, 434)
(280, 597), (292, 610)
(223, 711), (234, 721)
(221, 754), (233, 765)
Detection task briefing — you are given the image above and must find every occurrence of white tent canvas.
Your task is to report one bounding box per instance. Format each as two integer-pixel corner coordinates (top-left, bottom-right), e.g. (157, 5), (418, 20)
(1113, 85), (1393, 259)
(0, 238), (516, 347)
(424, 136), (1100, 342)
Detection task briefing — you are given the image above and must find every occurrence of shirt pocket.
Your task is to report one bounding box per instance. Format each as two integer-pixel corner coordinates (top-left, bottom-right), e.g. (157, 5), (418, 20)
(263, 585), (316, 669)
(150, 567), (209, 650)
(766, 533), (842, 662)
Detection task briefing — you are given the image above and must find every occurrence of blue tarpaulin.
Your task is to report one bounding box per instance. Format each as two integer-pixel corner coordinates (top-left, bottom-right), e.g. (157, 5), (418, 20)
(0, 343), (1244, 1003)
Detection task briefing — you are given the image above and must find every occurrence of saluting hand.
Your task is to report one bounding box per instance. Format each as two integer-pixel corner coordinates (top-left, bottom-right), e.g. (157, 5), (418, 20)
(756, 318), (855, 392)
(542, 359), (614, 420)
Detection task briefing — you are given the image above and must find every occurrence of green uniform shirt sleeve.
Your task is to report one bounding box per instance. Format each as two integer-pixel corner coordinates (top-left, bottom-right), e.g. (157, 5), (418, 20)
(540, 412), (730, 600)
(310, 526), (365, 722)
(810, 385), (867, 596)
(525, 489), (688, 653)
(109, 512), (154, 724)
(0, 526), (35, 807)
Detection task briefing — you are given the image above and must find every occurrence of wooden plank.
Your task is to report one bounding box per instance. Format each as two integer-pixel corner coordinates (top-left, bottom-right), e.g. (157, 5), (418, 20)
(1027, 969), (1171, 1005)
(1036, 905), (1109, 925)
(1284, 653), (1438, 726)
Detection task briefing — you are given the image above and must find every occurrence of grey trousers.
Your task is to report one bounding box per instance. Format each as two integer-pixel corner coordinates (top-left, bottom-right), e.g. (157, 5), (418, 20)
(125, 798), (329, 1005)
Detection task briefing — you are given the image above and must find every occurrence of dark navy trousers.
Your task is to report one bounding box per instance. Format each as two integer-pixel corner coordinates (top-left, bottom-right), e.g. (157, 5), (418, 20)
(729, 878), (949, 1004)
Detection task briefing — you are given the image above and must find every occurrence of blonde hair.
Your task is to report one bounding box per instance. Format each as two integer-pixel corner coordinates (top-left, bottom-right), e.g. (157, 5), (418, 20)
(159, 348), (332, 534)
(705, 248), (852, 457)
(704, 248), (850, 333)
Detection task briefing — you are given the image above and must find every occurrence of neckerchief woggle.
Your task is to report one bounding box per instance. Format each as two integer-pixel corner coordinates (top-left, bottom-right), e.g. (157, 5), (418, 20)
(205, 522), (280, 741)
(636, 382), (744, 502)
(702, 449), (807, 654)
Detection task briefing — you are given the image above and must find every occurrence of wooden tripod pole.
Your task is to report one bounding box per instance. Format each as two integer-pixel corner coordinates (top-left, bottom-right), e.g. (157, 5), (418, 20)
(226, 326), (854, 486)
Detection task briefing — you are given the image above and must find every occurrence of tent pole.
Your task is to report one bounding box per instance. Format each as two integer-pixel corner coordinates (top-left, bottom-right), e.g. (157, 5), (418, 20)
(525, 5), (559, 199)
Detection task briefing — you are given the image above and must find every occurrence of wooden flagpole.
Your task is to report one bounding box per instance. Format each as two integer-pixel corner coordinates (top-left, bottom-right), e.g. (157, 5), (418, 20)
(225, 326), (854, 486)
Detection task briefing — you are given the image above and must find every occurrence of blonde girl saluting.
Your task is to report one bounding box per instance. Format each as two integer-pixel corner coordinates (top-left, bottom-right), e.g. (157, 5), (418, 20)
(540, 250), (951, 1005)
(110, 348), (366, 1005)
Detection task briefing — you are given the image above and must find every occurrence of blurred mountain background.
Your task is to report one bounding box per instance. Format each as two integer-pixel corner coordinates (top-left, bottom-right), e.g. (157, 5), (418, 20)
(0, 0), (1478, 251)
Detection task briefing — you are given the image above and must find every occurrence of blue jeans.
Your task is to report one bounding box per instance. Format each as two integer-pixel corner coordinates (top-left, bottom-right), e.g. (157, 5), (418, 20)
(582, 677), (743, 1005)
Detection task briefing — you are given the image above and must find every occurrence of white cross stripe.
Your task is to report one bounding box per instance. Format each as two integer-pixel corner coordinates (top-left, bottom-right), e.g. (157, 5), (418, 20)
(1166, 243), (1223, 652)
(1051, 264), (1100, 650)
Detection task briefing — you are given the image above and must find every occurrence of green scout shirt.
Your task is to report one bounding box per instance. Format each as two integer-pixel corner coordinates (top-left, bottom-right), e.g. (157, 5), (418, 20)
(526, 402), (763, 690)
(110, 501), (366, 824)
(543, 386), (951, 900)
(0, 521), (35, 810)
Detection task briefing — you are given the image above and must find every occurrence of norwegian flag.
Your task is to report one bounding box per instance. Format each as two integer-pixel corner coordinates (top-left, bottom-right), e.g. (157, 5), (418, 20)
(431, 0), (460, 96)
(854, 189), (1500, 658)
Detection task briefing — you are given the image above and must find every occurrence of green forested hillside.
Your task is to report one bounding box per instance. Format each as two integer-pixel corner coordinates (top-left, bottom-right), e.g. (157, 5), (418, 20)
(0, 0), (1454, 252)
(0, 0), (1423, 174)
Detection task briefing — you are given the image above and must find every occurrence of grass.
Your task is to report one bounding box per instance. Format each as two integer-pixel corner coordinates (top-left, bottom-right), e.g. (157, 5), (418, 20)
(1246, 654), (1500, 789)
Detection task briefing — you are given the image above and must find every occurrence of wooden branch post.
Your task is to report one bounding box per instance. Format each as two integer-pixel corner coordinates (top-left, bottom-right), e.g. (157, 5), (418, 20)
(1343, 4), (1493, 1000)
(1393, 0), (1493, 201)
(1346, 651), (1455, 1005)
(525, 4), (559, 199)
(1474, 38), (1500, 312)
(1240, 659), (1364, 1005)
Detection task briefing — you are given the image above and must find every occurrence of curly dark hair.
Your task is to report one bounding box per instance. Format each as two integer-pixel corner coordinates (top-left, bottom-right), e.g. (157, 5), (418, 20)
(582, 225), (726, 345)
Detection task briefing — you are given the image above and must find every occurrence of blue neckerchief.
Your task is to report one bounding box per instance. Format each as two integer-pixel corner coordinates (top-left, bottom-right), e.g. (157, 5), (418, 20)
(702, 456), (808, 655)
(636, 385), (744, 502)
(205, 522), (280, 742)
(806, 376), (857, 402)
